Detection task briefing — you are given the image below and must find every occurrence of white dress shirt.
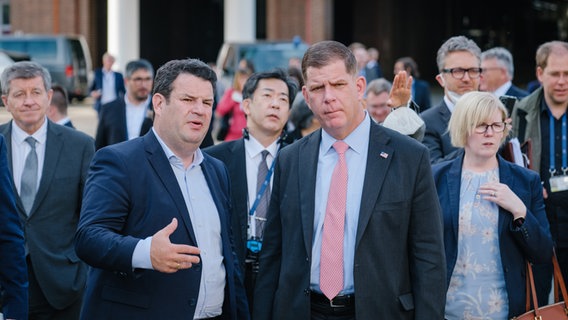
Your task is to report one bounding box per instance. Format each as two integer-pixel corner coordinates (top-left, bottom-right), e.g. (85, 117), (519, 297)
(10, 118), (48, 195)
(125, 95), (150, 140)
(244, 135), (278, 238)
(101, 70), (117, 104)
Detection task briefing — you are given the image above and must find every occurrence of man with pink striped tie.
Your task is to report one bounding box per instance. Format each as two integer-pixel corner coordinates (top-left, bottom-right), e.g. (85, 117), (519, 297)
(253, 40), (446, 320)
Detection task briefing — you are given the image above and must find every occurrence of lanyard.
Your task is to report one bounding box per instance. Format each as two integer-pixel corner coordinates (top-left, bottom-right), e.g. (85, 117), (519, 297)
(248, 155), (276, 217)
(548, 111), (567, 176)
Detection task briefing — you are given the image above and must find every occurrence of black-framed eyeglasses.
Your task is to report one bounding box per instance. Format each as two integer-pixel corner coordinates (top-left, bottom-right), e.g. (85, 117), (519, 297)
(441, 68), (483, 79)
(473, 122), (507, 134)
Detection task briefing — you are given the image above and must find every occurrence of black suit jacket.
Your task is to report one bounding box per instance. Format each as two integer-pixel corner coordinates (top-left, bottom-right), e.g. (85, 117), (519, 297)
(253, 119), (446, 319)
(95, 98), (153, 150)
(203, 139), (249, 268)
(203, 137), (292, 269)
(1, 120), (95, 310)
(421, 100), (459, 164)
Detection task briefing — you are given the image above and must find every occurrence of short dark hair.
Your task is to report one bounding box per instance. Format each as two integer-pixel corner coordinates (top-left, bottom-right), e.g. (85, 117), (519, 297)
(152, 58), (216, 101)
(242, 68), (297, 106)
(301, 40), (357, 81)
(125, 59), (154, 78)
(50, 84), (68, 114)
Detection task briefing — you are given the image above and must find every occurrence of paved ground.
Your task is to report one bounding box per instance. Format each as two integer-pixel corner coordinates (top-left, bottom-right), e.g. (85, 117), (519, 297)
(0, 100), (99, 138)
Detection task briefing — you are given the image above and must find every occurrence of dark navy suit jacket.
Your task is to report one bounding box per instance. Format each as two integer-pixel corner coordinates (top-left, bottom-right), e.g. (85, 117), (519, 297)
(75, 130), (249, 320)
(421, 100), (460, 164)
(0, 134), (27, 320)
(432, 153), (553, 317)
(254, 119), (447, 319)
(90, 68), (126, 113)
(413, 79), (432, 111)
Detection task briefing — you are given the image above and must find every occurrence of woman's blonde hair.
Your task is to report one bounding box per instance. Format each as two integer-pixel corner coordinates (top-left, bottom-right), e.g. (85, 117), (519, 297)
(448, 91), (510, 148)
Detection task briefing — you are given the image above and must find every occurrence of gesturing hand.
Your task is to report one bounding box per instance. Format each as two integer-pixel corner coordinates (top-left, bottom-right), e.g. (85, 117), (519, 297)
(150, 218), (201, 273)
(387, 70), (413, 108)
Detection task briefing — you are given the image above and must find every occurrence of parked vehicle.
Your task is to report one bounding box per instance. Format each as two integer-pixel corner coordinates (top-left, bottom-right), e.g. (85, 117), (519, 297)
(0, 34), (92, 101)
(216, 36), (309, 84)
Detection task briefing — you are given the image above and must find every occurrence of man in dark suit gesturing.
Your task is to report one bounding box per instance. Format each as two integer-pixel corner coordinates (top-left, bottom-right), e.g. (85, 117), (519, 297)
(1, 61), (95, 319)
(75, 59), (249, 320)
(204, 68), (296, 312)
(253, 41), (446, 319)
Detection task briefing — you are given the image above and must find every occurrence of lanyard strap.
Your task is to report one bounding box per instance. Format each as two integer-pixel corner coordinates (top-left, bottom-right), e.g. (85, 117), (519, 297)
(249, 155), (276, 217)
(548, 111), (567, 175)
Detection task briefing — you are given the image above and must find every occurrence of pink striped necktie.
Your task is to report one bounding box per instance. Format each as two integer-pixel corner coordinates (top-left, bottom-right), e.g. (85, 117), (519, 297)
(320, 140), (349, 300)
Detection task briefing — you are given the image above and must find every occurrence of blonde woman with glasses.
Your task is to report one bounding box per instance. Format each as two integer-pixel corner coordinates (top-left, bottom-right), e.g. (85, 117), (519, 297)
(432, 91), (553, 319)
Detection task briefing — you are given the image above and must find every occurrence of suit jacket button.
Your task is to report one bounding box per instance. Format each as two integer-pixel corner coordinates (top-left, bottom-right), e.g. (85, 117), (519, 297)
(188, 298), (197, 306)
(304, 289), (310, 296)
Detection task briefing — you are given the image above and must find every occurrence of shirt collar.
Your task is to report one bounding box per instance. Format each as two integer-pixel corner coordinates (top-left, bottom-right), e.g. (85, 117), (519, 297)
(11, 117), (48, 145)
(152, 128), (204, 169)
(320, 111), (370, 155)
(125, 94), (151, 109)
(444, 95), (456, 113)
(244, 134), (279, 159)
(493, 81), (512, 97)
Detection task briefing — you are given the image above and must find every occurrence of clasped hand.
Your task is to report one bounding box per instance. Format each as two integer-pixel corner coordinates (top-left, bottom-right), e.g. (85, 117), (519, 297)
(478, 182), (527, 219)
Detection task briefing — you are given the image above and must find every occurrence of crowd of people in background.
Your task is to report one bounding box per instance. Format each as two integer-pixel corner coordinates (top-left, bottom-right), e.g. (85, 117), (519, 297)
(0, 34), (566, 320)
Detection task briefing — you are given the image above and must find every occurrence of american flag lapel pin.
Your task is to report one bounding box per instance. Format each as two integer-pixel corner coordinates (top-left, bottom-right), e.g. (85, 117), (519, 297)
(380, 151), (389, 159)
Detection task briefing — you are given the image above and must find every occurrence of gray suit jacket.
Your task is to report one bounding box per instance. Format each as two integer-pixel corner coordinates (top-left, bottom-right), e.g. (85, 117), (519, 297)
(253, 118), (446, 319)
(0, 120), (95, 309)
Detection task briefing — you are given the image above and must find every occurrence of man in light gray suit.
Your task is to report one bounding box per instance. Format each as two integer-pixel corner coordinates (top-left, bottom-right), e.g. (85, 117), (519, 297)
(253, 41), (446, 319)
(0, 61), (94, 319)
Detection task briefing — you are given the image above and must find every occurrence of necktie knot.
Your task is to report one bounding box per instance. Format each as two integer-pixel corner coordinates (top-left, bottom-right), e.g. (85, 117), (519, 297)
(25, 136), (37, 149)
(332, 141), (349, 155)
(261, 150), (269, 161)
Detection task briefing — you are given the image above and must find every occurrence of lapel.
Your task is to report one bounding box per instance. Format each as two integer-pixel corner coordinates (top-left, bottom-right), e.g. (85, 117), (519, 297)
(439, 101), (452, 126)
(355, 121), (394, 249)
(497, 156), (513, 235)
(298, 131), (321, 257)
(0, 123), (20, 213)
(117, 100), (128, 141)
(143, 131), (198, 245)
(138, 102), (154, 136)
(29, 121), (63, 218)
(448, 154), (464, 241)
(0, 121), (63, 218)
(231, 139), (248, 203)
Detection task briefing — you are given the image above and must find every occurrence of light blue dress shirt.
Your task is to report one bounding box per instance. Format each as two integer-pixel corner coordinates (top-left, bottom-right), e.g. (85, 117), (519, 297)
(310, 113), (370, 295)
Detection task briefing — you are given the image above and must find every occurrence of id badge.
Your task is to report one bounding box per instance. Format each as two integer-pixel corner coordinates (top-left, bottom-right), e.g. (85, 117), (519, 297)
(550, 175), (568, 193)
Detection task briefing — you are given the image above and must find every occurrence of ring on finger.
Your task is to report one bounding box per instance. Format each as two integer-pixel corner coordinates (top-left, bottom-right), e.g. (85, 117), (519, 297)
(492, 192), (496, 197)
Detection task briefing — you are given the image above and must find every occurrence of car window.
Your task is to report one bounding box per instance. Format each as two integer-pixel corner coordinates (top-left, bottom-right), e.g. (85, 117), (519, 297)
(0, 40), (57, 61)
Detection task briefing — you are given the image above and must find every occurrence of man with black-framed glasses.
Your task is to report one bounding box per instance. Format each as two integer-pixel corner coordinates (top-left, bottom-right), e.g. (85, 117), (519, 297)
(421, 35), (482, 164)
(95, 59), (155, 150)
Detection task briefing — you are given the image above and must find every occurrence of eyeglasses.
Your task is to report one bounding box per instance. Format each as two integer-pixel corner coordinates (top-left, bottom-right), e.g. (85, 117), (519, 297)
(130, 77), (152, 83)
(473, 122), (507, 134)
(441, 68), (482, 79)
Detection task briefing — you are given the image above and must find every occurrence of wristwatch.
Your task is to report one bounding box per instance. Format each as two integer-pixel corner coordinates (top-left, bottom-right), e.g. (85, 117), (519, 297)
(513, 216), (526, 228)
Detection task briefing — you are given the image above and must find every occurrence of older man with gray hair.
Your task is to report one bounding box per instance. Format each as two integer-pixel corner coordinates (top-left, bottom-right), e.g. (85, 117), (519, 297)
(480, 47), (528, 113)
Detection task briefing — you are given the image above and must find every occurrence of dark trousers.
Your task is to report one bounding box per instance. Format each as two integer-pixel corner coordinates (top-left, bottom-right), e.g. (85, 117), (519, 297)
(28, 256), (83, 320)
(244, 260), (258, 315)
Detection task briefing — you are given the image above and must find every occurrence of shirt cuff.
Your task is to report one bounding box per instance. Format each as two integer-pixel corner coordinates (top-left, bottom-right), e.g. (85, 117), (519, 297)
(132, 236), (154, 270)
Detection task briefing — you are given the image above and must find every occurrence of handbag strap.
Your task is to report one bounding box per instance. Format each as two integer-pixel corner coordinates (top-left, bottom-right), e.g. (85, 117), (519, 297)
(553, 249), (568, 304)
(525, 262), (541, 316)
